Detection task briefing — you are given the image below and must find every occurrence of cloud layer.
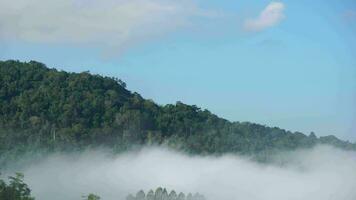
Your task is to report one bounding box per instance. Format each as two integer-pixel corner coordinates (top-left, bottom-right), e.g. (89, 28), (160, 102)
(3, 146), (356, 200)
(0, 0), (210, 52)
(0, 0), (287, 51)
(244, 2), (285, 32)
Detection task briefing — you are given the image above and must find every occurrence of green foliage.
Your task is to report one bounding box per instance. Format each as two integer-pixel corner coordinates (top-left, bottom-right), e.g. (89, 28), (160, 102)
(0, 60), (355, 165)
(0, 173), (35, 200)
(83, 193), (101, 200)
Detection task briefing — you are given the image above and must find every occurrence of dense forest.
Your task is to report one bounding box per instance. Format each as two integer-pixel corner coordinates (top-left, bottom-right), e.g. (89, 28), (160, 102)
(0, 60), (355, 164)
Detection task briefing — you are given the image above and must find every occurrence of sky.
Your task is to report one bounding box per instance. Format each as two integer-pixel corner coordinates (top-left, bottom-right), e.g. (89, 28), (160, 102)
(0, 0), (355, 141)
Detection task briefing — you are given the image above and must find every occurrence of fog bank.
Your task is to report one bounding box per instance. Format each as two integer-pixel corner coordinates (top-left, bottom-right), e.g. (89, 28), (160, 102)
(3, 145), (356, 200)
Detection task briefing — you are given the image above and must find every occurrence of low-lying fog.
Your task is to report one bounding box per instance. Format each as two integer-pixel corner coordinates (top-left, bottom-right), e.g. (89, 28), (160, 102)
(3, 145), (356, 200)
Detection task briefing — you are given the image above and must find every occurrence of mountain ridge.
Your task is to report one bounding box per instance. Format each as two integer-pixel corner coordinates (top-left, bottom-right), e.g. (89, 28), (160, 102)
(0, 60), (355, 163)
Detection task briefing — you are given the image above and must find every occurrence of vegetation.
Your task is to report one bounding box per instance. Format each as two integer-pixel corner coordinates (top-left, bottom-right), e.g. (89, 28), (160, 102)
(126, 188), (205, 200)
(0, 173), (35, 200)
(0, 60), (355, 164)
(83, 194), (101, 200)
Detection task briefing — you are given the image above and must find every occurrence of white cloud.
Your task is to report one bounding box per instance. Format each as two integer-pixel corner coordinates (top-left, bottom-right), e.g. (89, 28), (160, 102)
(244, 2), (285, 32)
(0, 0), (211, 52)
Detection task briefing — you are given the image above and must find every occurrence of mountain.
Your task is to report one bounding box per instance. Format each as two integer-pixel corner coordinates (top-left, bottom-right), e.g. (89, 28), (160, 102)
(0, 60), (355, 162)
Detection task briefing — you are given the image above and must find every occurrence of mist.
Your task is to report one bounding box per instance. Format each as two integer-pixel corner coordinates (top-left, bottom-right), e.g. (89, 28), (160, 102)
(3, 145), (356, 200)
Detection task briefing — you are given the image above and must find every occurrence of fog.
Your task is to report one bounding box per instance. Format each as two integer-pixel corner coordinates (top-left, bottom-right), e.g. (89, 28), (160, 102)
(3, 145), (356, 200)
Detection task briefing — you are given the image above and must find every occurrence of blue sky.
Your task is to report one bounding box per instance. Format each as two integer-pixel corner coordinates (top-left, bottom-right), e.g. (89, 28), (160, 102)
(0, 0), (355, 141)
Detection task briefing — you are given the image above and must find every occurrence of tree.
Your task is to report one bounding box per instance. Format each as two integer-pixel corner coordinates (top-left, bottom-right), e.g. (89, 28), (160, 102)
(155, 187), (163, 200)
(147, 190), (155, 200)
(168, 190), (177, 200)
(177, 192), (185, 200)
(83, 194), (100, 200)
(0, 173), (35, 200)
(162, 188), (168, 200)
(136, 190), (146, 200)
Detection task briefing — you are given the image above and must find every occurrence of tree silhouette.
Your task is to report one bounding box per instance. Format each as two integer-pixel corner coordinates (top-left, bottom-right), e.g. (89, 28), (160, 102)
(126, 188), (206, 200)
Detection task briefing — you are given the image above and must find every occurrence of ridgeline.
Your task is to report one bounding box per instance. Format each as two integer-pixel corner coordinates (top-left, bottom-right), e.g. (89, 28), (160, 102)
(0, 60), (355, 163)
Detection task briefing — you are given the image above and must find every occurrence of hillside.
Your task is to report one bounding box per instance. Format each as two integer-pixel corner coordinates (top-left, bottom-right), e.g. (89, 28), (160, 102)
(0, 60), (355, 163)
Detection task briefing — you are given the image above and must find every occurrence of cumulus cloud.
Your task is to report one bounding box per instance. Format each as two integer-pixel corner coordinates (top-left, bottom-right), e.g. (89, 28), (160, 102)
(3, 146), (356, 200)
(244, 2), (285, 32)
(0, 0), (213, 52)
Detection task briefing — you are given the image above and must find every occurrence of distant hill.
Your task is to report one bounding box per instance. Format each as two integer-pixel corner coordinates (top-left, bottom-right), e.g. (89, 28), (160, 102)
(0, 60), (355, 163)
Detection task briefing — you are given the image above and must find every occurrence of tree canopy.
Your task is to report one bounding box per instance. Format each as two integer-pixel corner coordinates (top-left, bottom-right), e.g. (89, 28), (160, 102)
(126, 188), (205, 200)
(0, 60), (355, 165)
(0, 173), (35, 200)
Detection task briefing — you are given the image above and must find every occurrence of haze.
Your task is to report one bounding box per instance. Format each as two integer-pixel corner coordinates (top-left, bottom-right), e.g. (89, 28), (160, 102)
(3, 146), (356, 200)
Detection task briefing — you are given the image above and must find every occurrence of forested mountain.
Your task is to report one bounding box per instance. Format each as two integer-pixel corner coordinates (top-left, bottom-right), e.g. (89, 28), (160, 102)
(0, 60), (355, 163)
